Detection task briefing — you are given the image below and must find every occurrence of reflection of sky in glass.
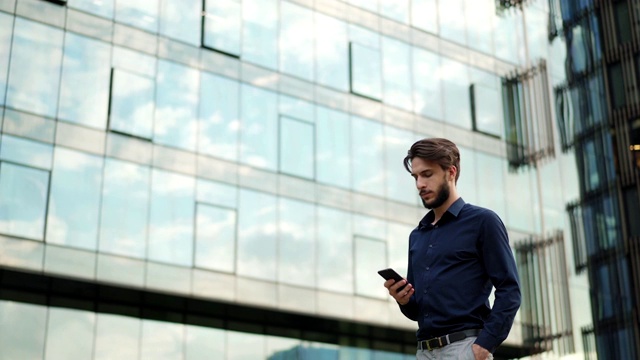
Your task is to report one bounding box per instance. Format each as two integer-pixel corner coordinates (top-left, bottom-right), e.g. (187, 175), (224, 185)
(384, 125), (419, 204)
(227, 331), (265, 359)
(351, 116), (384, 195)
(465, 0), (494, 55)
(317, 206), (353, 293)
(159, 0), (201, 46)
(45, 308), (95, 360)
(115, 0), (159, 33)
(237, 189), (277, 281)
(441, 58), (472, 129)
(280, 117), (314, 179)
(204, 0), (241, 55)
(0, 134), (53, 170)
(412, 0), (438, 34)
(387, 222), (413, 275)
(494, 11), (522, 64)
(155, 60), (199, 151)
(505, 168), (536, 232)
(354, 236), (387, 298)
(315, 13), (349, 91)
(456, 146), (477, 204)
(99, 158), (150, 259)
(58, 32), (111, 129)
(438, 0), (467, 45)
(316, 107), (350, 188)
(474, 152), (507, 220)
(472, 84), (503, 137)
(349, 0), (377, 13)
(68, 0), (114, 19)
(0, 163), (49, 240)
(280, 2), (314, 81)
(412, 47), (442, 120)
(195, 204), (236, 272)
(112, 46), (157, 77)
(185, 326), (225, 359)
(196, 179), (237, 208)
(239, 84), (278, 170)
(94, 313), (141, 360)
(0, 301), (47, 359)
(380, 0), (409, 23)
(382, 37), (412, 111)
(350, 43), (382, 100)
(148, 169), (195, 266)
(278, 198), (315, 287)
(110, 69), (155, 139)
(198, 72), (239, 161)
(242, 0), (278, 70)
(0, 13), (12, 105)
(46, 148), (103, 250)
(6, 18), (63, 118)
(141, 320), (184, 360)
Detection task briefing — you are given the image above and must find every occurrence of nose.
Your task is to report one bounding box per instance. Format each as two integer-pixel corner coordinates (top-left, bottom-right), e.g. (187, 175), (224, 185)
(416, 177), (427, 190)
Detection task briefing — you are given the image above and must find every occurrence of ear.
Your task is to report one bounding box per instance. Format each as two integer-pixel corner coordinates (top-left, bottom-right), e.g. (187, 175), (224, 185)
(448, 166), (457, 181)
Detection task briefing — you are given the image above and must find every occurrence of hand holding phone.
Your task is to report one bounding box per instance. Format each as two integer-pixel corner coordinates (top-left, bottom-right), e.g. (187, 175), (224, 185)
(377, 268), (406, 292)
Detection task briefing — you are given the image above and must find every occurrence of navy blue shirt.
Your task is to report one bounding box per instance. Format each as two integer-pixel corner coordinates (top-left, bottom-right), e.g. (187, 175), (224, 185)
(399, 198), (521, 352)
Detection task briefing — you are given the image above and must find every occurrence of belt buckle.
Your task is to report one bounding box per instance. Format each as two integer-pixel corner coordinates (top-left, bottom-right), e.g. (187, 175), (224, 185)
(425, 337), (443, 351)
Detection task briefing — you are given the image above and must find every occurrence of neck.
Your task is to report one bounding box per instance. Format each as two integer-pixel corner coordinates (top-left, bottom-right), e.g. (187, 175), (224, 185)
(431, 190), (460, 224)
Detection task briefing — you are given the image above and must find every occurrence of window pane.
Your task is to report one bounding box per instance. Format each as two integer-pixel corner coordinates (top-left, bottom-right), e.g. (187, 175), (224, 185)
(0, 301), (47, 360)
(0, 13), (13, 106)
(140, 320), (184, 360)
(411, 0), (438, 34)
(0, 134), (53, 170)
(279, 116), (314, 179)
(242, 0), (278, 70)
(99, 158), (150, 259)
(471, 84), (503, 137)
(316, 107), (350, 188)
(198, 73), (240, 161)
(227, 331), (265, 359)
(203, 0), (241, 55)
(185, 326), (225, 360)
(44, 308), (95, 360)
(384, 126), (418, 204)
(68, 0), (114, 18)
(109, 69), (155, 139)
(115, 0), (159, 33)
(278, 198), (315, 287)
(159, 0), (201, 46)
(112, 46), (157, 78)
(315, 13), (349, 91)
(355, 236), (386, 298)
(494, 12), (520, 64)
(94, 313), (141, 360)
(58, 32), (111, 129)
(0, 163), (49, 240)
(195, 204), (236, 272)
(412, 48), (442, 120)
(439, 0), (467, 45)
(441, 58), (471, 129)
(380, 0), (409, 23)
(280, 2), (313, 81)
(382, 37), (412, 111)
(608, 62), (625, 109)
(350, 43), (382, 100)
(196, 179), (237, 208)
(237, 189), (277, 281)
(352, 116), (384, 195)
(317, 206), (353, 293)
(148, 169), (195, 266)
(47, 148), (103, 250)
(466, 0), (494, 54)
(474, 151), (507, 219)
(155, 60), (199, 151)
(240, 85), (278, 170)
(456, 146), (477, 204)
(6, 18), (63, 118)
(614, 1), (631, 44)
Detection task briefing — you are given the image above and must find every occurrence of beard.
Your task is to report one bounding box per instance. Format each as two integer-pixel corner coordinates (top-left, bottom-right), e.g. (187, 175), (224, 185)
(420, 177), (450, 209)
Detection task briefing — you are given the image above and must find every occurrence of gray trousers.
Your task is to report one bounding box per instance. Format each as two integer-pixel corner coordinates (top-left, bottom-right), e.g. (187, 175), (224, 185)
(415, 337), (494, 360)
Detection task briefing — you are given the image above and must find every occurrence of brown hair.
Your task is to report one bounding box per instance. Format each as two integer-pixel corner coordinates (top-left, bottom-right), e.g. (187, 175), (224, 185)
(403, 138), (461, 182)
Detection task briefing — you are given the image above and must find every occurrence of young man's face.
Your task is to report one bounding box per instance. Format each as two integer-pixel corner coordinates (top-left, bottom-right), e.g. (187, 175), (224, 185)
(410, 157), (452, 209)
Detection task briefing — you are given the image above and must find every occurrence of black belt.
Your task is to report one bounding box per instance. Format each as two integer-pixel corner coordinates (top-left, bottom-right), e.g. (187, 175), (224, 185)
(417, 329), (481, 351)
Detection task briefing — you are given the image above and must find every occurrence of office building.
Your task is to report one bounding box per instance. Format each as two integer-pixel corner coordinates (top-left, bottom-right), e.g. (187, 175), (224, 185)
(0, 0), (593, 359)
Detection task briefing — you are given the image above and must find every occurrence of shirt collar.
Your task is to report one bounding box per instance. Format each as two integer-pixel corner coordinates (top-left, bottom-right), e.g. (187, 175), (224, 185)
(418, 197), (466, 228)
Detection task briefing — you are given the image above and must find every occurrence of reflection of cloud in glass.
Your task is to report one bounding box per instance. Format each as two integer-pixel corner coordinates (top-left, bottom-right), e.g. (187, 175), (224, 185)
(141, 320), (184, 359)
(237, 189), (277, 280)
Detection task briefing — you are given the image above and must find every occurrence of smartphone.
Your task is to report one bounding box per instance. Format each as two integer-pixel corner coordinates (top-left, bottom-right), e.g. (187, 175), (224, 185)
(377, 268), (406, 291)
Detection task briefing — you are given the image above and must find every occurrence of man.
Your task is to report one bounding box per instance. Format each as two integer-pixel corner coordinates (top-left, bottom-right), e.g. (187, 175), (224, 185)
(384, 138), (521, 360)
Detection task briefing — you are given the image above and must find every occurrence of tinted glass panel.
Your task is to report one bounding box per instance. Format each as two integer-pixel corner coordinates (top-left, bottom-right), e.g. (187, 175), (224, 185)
(0, 134), (53, 170)
(0, 301), (47, 360)
(280, 2), (314, 81)
(185, 326), (225, 359)
(58, 32), (111, 129)
(317, 206), (353, 293)
(6, 18), (63, 118)
(0, 163), (49, 240)
(198, 73), (240, 161)
(279, 116), (314, 179)
(148, 169), (195, 266)
(44, 308), (95, 360)
(47, 148), (103, 250)
(382, 37), (412, 111)
(494, 12), (520, 64)
(355, 236), (386, 298)
(471, 84), (502, 137)
(155, 60), (199, 151)
(195, 204), (236, 273)
(412, 48), (442, 120)
(278, 198), (315, 287)
(159, 0), (201, 46)
(140, 320), (184, 359)
(350, 43), (382, 100)
(115, 0), (159, 33)
(315, 13), (349, 91)
(94, 313), (141, 360)
(242, 0), (278, 70)
(237, 189), (277, 281)
(316, 107), (350, 188)
(109, 69), (155, 139)
(203, 0), (241, 55)
(68, 0), (114, 18)
(240, 85), (278, 170)
(608, 62), (626, 109)
(99, 158), (150, 259)
(614, 1), (632, 44)
(0, 13), (12, 106)
(352, 116), (384, 195)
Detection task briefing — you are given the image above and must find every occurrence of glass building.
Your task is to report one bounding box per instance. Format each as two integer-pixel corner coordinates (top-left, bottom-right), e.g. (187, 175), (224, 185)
(0, 0), (600, 359)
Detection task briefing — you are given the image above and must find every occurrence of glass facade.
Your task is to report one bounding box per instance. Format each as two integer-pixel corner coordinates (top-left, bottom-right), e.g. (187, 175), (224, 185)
(0, 0), (596, 359)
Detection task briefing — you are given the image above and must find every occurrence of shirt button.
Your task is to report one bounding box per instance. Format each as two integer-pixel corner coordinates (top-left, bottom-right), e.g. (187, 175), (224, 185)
(423, 290), (427, 294)
(426, 267), (429, 270)
(429, 245), (433, 248)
